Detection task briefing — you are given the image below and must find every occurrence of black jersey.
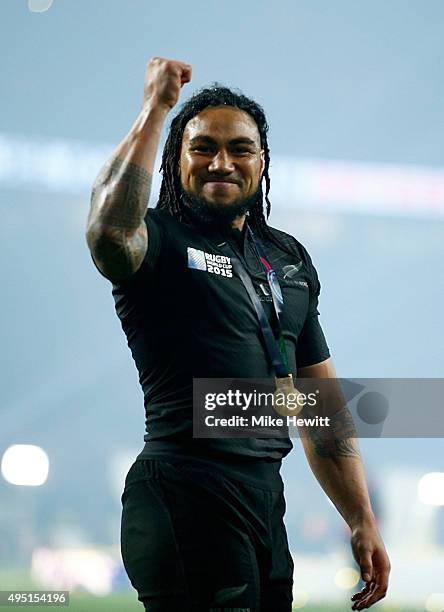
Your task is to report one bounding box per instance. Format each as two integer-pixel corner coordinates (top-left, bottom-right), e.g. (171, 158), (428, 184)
(110, 208), (330, 462)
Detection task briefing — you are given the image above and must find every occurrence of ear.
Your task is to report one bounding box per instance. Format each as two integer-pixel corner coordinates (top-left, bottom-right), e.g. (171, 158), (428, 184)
(260, 150), (265, 178)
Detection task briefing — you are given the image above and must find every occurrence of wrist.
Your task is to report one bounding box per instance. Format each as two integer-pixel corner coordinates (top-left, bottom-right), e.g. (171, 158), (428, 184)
(140, 97), (171, 119)
(132, 101), (169, 136)
(348, 509), (377, 531)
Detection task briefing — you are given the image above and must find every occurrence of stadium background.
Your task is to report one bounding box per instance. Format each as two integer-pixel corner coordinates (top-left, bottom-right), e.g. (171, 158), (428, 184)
(1, 1), (443, 610)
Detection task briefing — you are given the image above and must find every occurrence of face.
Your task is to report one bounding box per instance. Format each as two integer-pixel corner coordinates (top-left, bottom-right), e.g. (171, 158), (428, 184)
(179, 106), (265, 212)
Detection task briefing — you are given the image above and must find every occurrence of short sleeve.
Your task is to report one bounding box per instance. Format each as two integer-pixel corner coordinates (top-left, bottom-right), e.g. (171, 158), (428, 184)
(110, 211), (165, 330)
(296, 253), (330, 368)
(109, 209), (164, 288)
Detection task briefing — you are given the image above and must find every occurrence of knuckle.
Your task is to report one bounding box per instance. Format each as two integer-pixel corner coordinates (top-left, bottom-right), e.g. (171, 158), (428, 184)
(374, 585), (386, 596)
(375, 592), (387, 602)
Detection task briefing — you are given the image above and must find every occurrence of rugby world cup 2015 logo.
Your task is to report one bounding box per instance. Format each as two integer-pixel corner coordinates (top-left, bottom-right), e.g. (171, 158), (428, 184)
(187, 247), (233, 278)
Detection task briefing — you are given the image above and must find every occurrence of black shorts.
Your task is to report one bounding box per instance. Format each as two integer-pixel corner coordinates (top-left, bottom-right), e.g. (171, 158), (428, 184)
(120, 458), (294, 612)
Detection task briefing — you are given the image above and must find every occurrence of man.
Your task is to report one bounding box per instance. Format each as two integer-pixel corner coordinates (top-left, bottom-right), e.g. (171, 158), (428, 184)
(86, 57), (390, 612)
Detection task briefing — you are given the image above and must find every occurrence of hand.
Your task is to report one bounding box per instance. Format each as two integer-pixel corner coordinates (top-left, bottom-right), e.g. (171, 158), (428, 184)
(143, 56), (192, 111)
(350, 520), (391, 610)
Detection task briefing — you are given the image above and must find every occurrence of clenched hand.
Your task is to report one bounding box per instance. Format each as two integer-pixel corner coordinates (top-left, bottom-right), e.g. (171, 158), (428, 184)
(143, 56), (192, 111)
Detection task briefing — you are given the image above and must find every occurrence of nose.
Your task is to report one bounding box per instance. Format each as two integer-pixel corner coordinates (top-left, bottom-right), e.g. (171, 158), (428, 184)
(208, 149), (235, 174)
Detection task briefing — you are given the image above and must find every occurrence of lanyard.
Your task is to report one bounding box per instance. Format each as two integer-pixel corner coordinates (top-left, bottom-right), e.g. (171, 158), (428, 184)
(248, 227), (290, 371)
(218, 228), (290, 379)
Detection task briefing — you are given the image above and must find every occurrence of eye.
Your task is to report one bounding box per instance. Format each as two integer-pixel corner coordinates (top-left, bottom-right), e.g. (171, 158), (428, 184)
(232, 148), (253, 156)
(191, 145), (213, 154)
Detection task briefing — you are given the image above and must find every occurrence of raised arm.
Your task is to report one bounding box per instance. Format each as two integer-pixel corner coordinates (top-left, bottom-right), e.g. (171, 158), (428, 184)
(297, 357), (391, 610)
(86, 57), (192, 282)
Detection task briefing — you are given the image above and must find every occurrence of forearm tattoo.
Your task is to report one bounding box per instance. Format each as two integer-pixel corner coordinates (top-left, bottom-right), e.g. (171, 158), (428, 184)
(90, 159), (152, 232)
(307, 407), (360, 460)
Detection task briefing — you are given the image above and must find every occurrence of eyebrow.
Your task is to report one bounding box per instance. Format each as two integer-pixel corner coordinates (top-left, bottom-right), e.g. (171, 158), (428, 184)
(188, 136), (258, 147)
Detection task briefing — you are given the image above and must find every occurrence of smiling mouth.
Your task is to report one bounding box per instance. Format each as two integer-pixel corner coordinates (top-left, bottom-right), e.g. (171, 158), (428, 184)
(204, 180), (239, 186)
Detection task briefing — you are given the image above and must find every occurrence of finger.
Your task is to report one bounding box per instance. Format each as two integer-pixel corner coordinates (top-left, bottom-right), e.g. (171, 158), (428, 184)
(359, 573), (389, 608)
(363, 556), (390, 601)
(180, 64), (192, 84)
(359, 550), (374, 583)
(351, 581), (372, 601)
(352, 581), (376, 610)
(357, 580), (388, 610)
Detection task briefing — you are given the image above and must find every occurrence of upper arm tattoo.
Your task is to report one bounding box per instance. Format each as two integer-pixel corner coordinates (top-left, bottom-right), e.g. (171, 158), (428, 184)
(87, 159), (152, 279)
(90, 159), (152, 232)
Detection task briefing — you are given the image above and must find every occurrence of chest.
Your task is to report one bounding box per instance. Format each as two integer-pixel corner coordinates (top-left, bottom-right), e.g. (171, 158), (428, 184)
(158, 231), (310, 337)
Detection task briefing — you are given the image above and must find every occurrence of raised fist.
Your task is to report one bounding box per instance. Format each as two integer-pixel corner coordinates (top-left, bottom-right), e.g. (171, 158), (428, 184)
(143, 57), (192, 110)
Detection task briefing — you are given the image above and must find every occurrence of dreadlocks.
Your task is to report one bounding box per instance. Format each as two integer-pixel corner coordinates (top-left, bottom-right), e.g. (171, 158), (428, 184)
(155, 84), (274, 239)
